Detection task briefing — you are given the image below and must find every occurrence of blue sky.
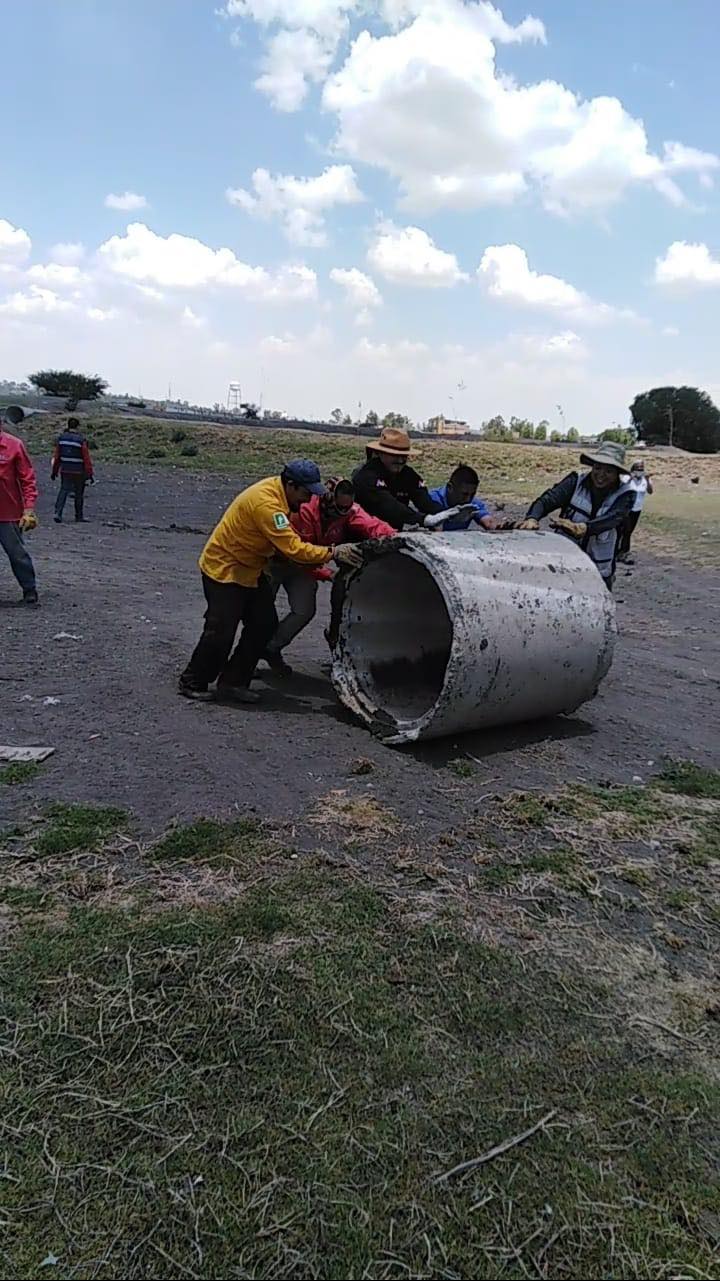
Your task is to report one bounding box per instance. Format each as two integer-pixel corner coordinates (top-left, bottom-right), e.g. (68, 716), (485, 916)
(2, 0), (719, 429)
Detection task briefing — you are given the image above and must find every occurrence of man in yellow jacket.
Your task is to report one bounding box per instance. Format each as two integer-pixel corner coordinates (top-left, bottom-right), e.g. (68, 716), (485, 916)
(179, 459), (363, 703)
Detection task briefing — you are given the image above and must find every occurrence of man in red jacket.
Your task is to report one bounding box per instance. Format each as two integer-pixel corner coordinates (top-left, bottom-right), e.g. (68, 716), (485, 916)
(0, 406), (39, 605)
(264, 477), (395, 674)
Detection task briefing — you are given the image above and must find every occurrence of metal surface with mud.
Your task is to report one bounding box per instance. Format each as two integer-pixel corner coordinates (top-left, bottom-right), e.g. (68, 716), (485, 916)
(1, 462), (718, 841)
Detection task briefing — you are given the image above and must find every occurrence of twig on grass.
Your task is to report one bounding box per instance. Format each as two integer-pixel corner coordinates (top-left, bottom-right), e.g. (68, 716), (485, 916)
(434, 1109), (557, 1183)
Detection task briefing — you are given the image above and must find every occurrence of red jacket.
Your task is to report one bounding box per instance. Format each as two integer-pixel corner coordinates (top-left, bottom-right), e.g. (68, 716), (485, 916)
(291, 495), (395, 579)
(0, 430), (38, 522)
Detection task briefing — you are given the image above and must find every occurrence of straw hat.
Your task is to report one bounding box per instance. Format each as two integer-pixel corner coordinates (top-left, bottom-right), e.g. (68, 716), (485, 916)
(372, 426), (417, 457)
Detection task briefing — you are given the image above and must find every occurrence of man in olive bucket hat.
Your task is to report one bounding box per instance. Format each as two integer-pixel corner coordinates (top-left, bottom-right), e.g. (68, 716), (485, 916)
(517, 441), (635, 589)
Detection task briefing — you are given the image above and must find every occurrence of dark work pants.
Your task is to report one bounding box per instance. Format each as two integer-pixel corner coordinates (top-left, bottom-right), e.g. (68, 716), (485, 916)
(0, 522), (37, 594)
(55, 475), (86, 520)
(326, 569), (349, 649)
(618, 510), (641, 557)
(180, 572), (278, 691)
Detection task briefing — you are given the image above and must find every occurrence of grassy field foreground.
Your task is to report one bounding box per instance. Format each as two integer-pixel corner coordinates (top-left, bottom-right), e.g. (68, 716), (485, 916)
(2, 764), (719, 1279)
(24, 412), (720, 563)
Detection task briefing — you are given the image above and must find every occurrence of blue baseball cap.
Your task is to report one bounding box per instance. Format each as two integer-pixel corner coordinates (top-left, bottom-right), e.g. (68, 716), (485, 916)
(284, 459), (325, 496)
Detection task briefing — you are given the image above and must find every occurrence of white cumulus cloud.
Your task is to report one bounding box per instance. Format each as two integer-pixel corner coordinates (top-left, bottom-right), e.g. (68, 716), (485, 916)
(27, 262), (88, 288)
(0, 285), (73, 316)
(227, 164), (362, 245)
(49, 241), (85, 265)
(0, 218), (32, 268)
(368, 223), (467, 287)
(330, 266), (382, 323)
(97, 222), (317, 300)
(478, 244), (628, 322)
(319, 3), (718, 213)
(654, 241), (720, 287)
(104, 191), (148, 211)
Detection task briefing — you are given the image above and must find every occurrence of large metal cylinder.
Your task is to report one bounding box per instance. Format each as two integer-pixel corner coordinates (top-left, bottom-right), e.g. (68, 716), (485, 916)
(331, 531), (616, 745)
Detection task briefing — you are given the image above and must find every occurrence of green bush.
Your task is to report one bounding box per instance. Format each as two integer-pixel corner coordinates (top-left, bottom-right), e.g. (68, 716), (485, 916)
(180, 444), (199, 457)
(171, 429), (187, 443)
(146, 448), (166, 459)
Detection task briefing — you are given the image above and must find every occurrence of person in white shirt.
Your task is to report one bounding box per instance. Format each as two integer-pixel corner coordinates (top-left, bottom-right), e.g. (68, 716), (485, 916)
(618, 460), (654, 563)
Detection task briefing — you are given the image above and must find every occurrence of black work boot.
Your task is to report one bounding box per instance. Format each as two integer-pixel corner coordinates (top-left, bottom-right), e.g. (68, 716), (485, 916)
(263, 650), (293, 677)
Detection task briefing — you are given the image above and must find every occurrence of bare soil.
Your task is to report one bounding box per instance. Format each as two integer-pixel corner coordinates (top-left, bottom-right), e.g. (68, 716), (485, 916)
(2, 462), (719, 844)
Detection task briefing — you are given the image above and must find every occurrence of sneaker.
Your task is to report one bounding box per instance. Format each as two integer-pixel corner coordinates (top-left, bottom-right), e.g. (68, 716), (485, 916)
(22, 590), (39, 607)
(53, 516), (62, 524)
(75, 517), (89, 523)
(178, 683), (215, 702)
(216, 684), (261, 704)
(263, 650), (293, 677)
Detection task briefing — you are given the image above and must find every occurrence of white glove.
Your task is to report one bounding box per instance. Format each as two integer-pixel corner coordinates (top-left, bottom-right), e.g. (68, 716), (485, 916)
(422, 504), (476, 530)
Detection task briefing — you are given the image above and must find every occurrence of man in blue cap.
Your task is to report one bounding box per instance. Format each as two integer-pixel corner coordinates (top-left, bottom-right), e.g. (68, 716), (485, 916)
(179, 460), (363, 702)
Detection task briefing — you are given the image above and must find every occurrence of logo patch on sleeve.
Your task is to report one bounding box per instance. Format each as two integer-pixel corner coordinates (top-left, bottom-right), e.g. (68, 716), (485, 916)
(273, 511), (290, 530)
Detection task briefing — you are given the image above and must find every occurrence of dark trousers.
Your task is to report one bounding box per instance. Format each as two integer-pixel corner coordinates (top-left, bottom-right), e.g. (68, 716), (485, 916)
(55, 475), (86, 520)
(180, 572), (278, 691)
(0, 521), (37, 594)
(326, 569), (349, 649)
(618, 510), (641, 557)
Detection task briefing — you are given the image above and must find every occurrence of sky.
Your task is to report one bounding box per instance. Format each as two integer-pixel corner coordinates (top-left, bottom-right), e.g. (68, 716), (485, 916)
(2, 0), (720, 431)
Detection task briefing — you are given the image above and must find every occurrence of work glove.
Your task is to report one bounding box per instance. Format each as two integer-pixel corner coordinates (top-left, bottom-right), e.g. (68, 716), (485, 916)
(550, 517), (587, 538)
(516, 518), (539, 531)
(422, 504), (477, 530)
(19, 511), (38, 532)
(333, 542), (364, 569)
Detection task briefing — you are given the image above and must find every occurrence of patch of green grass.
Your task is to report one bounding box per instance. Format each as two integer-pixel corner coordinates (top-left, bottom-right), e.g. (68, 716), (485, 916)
(149, 816), (269, 866)
(655, 759), (720, 799)
(688, 815), (720, 867)
(3, 866), (719, 1280)
(616, 862), (654, 887)
(448, 758), (475, 778)
(665, 888), (696, 910)
(0, 886), (48, 910)
(36, 803), (128, 856)
(478, 847), (577, 889)
(0, 762), (42, 785)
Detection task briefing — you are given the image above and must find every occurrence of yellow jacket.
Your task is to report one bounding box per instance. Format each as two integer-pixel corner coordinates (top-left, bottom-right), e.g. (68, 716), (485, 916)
(199, 475), (333, 587)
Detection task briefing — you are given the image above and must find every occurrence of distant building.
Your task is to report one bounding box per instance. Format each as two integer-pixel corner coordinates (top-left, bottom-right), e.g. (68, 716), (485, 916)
(428, 414), (469, 437)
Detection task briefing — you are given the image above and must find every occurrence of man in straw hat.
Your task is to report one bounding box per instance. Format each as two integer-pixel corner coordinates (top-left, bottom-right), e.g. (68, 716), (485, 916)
(517, 441), (635, 589)
(352, 426), (444, 530)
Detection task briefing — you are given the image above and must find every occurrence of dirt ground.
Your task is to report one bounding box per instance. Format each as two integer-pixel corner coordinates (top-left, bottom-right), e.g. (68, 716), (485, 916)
(2, 461), (719, 843)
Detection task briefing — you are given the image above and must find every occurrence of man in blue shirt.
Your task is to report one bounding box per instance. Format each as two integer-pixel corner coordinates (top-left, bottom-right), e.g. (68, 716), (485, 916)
(429, 465), (500, 531)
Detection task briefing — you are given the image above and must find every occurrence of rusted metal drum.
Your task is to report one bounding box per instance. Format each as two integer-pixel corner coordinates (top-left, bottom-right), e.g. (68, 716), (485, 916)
(331, 531), (616, 744)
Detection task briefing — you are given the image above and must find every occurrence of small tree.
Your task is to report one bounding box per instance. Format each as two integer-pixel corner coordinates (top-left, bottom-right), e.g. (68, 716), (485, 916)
(342, 414), (352, 426)
(566, 426), (580, 443)
(364, 409), (379, 426)
(534, 421), (548, 441)
(482, 415), (512, 442)
(630, 385), (720, 453)
(382, 411), (412, 431)
(330, 408), (344, 425)
(550, 430), (563, 443)
(599, 427), (635, 446)
(511, 416), (535, 440)
(29, 368), (107, 411)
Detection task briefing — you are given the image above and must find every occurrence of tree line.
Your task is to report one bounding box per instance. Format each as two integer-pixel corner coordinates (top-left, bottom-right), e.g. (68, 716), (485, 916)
(21, 370), (720, 454)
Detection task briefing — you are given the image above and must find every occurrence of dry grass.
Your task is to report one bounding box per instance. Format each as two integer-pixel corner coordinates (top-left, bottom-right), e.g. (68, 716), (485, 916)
(2, 786), (720, 1279)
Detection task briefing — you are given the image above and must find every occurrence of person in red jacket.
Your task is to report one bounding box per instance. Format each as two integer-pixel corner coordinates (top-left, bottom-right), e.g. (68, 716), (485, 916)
(0, 406), (39, 605)
(264, 477), (395, 674)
